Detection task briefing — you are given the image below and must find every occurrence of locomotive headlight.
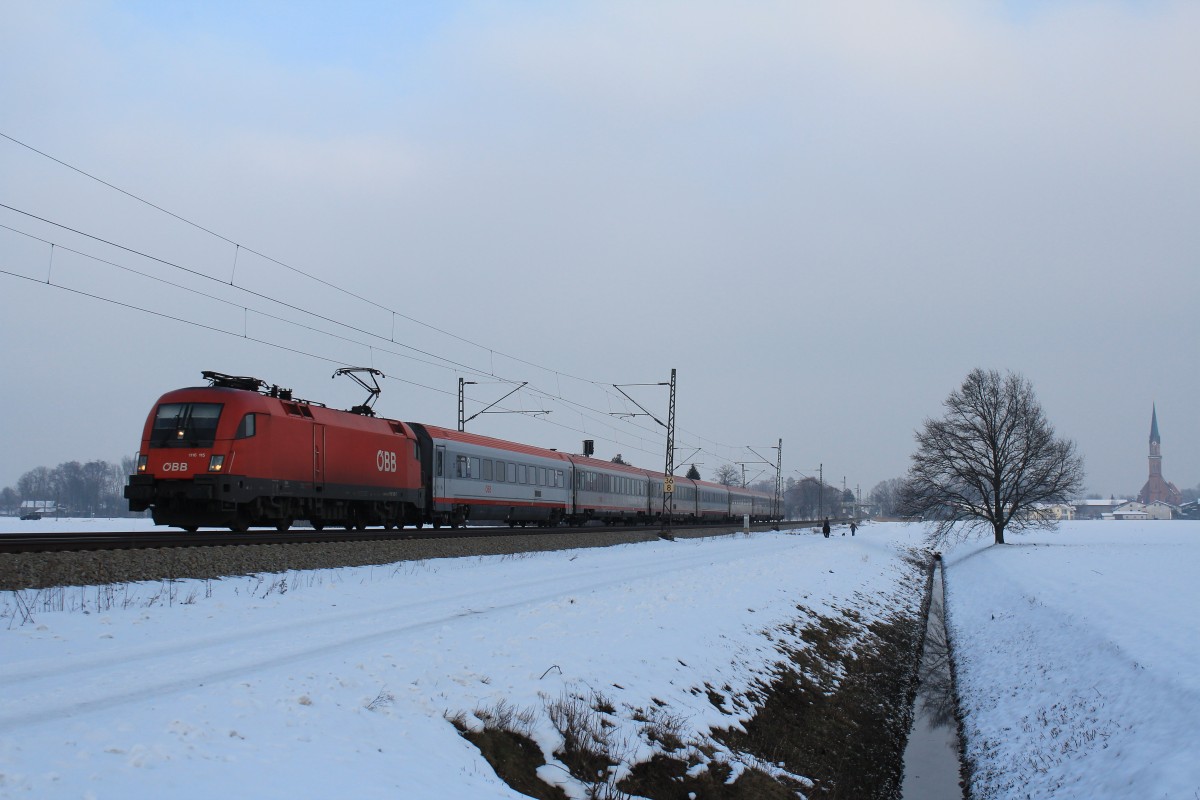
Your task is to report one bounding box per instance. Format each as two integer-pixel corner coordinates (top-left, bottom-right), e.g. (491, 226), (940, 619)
(137, 454), (148, 473)
(208, 455), (225, 473)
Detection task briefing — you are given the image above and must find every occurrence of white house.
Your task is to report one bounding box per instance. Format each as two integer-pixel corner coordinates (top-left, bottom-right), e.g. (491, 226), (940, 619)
(1032, 503), (1076, 521)
(1109, 501), (1173, 521)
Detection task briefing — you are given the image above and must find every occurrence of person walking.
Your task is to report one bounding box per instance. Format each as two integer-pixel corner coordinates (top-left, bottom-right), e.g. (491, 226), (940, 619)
(850, 521), (857, 536)
(822, 517), (830, 538)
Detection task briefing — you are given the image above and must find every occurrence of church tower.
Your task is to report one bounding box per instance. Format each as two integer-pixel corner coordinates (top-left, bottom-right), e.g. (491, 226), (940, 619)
(1138, 405), (1182, 506)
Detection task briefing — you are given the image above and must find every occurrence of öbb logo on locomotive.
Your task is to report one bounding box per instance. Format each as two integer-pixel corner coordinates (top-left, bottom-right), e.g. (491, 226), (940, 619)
(123, 369), (781, 532)
(376, 450), (398, 473)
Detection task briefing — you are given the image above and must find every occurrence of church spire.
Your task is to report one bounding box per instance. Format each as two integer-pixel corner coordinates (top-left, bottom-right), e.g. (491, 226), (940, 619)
(1140, 404), (1181, 507)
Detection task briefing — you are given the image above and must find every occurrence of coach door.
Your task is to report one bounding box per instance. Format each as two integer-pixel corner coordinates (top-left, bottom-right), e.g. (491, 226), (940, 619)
(434, 444), (447, 503)
(313, 424), (326, 487)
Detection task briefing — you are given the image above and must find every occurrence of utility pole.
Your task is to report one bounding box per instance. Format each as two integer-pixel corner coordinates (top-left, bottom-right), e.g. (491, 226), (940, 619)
(612, 369), (676, 533)
(775, 439), (783, 520)
(458, 378), (472, 432)
(818, 462), (824, 520)
(744, 439), (783, 520)
(663, 368), (676, 527)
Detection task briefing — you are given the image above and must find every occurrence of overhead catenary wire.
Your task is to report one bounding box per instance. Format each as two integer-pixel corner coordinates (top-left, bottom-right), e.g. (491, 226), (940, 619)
(1, 210), (739, 463)
(0, 130), (595, 385)
(0, 265), (671, 459)
(0, 131), (760, 463)
(0, 214), (676, 446)
(1, 253), (740, 469)
(0, 211), (743, 468)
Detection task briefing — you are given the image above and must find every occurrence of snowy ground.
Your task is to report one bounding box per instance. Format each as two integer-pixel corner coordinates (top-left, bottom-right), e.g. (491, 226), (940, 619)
(1, 520), (1197, 799)
(0, 516), (158, 535)
(0, 522), (924, 798)
(942, 521), (1200, 799)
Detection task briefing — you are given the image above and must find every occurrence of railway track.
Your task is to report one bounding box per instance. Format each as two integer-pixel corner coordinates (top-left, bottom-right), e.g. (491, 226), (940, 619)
(0, 520), (825, 593)
(0, 520), (803, 556)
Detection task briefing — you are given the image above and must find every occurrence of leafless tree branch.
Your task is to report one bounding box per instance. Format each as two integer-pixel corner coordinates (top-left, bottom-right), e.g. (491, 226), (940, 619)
(899, 369), (1084, 546)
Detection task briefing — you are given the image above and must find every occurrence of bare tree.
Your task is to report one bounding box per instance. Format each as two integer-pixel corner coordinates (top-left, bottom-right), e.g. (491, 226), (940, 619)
(869, 478), (906, 517)
(785, 476), (829, 519)
(0, 487), (18, 515)
(713, 464), (741, 487)
(900, 369), (1084, 546)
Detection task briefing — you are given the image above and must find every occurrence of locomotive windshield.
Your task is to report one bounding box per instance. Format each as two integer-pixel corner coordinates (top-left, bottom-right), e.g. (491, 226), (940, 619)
(150, 403), (224, 448)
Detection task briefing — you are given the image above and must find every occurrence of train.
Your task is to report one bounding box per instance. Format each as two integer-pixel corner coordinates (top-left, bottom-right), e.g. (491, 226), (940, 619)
(124, 371), (781, 532)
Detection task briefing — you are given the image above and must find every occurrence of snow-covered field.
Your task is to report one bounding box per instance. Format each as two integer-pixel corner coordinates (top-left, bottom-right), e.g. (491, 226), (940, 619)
(1, 520), (1197, 798)
(0, 516), (157, 535)
(942, 521), (1200, 799)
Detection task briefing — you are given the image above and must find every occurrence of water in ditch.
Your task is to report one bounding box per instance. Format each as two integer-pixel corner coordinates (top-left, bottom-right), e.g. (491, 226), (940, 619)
(901, 559), (964, 799)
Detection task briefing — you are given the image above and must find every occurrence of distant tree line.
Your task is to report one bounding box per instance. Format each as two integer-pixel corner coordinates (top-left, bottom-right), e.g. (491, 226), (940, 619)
(868, 478), (907, 518)
(783, 476), (854, 520)
(1, 458), (139, 517)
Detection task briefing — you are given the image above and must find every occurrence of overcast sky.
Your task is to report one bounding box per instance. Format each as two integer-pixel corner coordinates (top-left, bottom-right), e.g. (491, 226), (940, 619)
(2, 1), (1197, 500)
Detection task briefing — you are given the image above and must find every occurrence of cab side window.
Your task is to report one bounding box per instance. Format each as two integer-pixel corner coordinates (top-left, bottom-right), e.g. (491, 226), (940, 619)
(235, 413), (257, 439)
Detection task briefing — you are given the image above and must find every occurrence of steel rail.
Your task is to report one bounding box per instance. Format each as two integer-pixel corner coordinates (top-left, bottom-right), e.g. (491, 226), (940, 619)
(0, 520), (807, 555)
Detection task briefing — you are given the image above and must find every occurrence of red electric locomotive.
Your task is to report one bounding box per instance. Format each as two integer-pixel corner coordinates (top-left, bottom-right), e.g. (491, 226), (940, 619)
(125, 370), (424, 531)
(127, 370), (784, 531)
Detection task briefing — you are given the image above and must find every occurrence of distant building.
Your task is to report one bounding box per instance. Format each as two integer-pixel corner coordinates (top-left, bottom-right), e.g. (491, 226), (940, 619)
(1109, 502), (1150, 521)
(1138, 405), (1182, 507)
(18, 500), (59, 519)
(1074, 497), (1126, 520)
(1032, 503), (1076, 521)
(1110, 501), (1174, 521)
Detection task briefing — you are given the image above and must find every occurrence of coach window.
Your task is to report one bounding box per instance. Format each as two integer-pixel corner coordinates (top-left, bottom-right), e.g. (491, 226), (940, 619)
(482, 459), (493, 481)
(495, 461), (505, 482)
(506, 462), (516, 483)
(456, 455), (468, 478)
(470, 457), (480, 479)
(539, 467), (547, 486)
(518, 465), (527, 484)
(235, 413), (256, 439)
(436, 450), (444, 477)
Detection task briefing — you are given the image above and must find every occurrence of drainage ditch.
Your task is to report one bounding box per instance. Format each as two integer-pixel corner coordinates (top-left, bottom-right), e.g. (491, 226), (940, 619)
(901, 555), (965, 799)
